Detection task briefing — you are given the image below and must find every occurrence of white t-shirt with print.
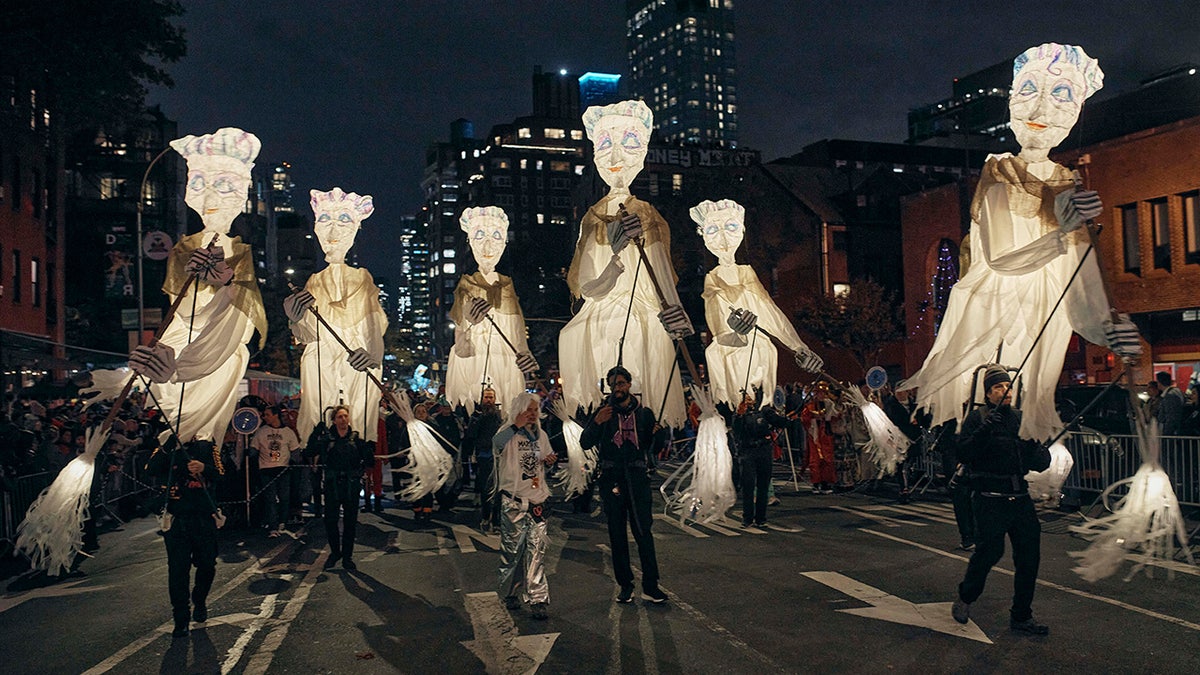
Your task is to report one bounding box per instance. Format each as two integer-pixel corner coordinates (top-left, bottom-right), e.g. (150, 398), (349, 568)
(252, 424), (302, 470)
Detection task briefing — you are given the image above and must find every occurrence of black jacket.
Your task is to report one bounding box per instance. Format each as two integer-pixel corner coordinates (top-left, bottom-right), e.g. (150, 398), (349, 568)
(462, 407), (503, 460)
(957, 402), (1050, 495)
(579, 397), (667, 470)
(732, 406), (789, 456)
(146, 440), (223, 516)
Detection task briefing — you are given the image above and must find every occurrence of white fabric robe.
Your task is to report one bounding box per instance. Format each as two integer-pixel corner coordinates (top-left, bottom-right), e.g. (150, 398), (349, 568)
(560, 195), (686, 428)
(152, 232), (265, 443)
(900, 153), (1110, 441)
(445, 272), (530, 416)
(292, 264), (387, 443)
(703, 264), (806, 408)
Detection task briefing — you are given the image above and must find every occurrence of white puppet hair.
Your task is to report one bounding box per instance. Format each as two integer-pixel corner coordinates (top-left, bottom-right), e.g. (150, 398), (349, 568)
(310, 187), (374, 220)
(459, 206), (509, 234)
(689, 199), (745, 234)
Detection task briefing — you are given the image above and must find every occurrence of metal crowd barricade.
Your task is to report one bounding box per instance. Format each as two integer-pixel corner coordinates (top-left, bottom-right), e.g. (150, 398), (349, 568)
(1062, 431), (1200, 512)
(1, 471), (53, 554)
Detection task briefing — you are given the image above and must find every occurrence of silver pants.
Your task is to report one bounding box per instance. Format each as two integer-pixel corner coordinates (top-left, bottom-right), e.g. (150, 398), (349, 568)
(498, 495), (549, 604)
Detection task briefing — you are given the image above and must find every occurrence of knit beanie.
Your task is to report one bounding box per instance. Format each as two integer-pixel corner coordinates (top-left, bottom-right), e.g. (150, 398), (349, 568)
(983, 364), (1011, 391)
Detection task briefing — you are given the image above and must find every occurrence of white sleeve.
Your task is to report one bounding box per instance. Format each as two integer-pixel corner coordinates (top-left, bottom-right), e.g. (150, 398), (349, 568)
(977, 185), (1067, 275)
(170, 287), (253, 383)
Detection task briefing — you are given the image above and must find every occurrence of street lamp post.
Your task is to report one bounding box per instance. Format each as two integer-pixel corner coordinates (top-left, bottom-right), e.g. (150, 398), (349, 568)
(137, 147), (173, 344)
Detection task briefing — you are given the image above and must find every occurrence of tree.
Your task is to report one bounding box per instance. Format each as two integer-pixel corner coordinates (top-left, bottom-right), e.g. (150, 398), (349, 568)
(1, 0), (186, 135)
(794, 277), (903, 376)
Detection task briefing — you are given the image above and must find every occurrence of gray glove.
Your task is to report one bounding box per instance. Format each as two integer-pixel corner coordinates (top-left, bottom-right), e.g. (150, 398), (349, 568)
(347, 348), (378, 372)
(1055, 188), (1103, 233)
(129, 343), (177, 384)
(608, 208), (644, 254)
(185, 246), (234, 286)
(515, 351), (539, 375)
(794, 349), (824, 374)
(658, 304), (695, 338)
(1103, 314), (1142, 360)
(284, 289), (315, 323)
(466, 297), (491, 325)
(727, 307), (758, 336)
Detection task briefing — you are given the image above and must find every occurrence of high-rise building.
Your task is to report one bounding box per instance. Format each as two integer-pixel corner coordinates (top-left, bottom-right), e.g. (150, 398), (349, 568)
(533, 66), (581, 120)
(906, 60), (1013, 147)
(579, 72), (622, 109)
(626, 0), (738, 148)
(395, 215), (432, 361)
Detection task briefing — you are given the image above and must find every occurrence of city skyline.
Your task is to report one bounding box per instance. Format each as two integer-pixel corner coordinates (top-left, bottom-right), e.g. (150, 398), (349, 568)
(146, 1), (1200, 280)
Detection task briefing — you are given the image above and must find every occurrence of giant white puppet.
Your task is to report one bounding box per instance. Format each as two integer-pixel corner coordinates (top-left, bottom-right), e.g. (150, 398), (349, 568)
(283, 188), (387, 444)
(560, 100), (691, 428)
(693, 199), (824, 408)
(130, 128), (269, 442)
(900, 44), (1140, 441)
(445, 206), (538, 415)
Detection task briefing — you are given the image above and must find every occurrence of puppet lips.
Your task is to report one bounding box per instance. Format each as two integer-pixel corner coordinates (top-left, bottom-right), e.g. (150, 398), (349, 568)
(1025, 121), (1049, 130)
(608, 167), (623, 172)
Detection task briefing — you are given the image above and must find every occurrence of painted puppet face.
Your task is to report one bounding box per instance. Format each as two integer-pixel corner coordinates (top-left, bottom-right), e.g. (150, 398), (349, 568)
(184, 155), (251, 235)
(1009, 62), (1086, 156)
(313, 201), (363, 264)
(591, 115), (649, 190)
(700, 208), (745, 265)
(466, 214), (508, 274)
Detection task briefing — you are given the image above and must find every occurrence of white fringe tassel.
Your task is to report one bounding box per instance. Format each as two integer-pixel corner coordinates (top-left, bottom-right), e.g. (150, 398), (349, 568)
(550, 399), (596, 498)
(1025, 441), (1074, 506)
(1069, 418), (1195, 582)
(845, 387), (910, 477)
(16, 427), (111, 575)
(393, 394), (452, 501)
(663, 386), (735, 524)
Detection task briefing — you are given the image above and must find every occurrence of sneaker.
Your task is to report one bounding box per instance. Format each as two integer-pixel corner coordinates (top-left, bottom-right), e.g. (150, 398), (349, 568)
(958, 542), (976, 552)
(172, 623), (189, 638)
(767, 496), (781, 506)
(754, 521), (768, 529)
(642, 586), (668, 604)
(820, 488), (834, 495)
(192, 604), (207, 623)
(504, 595), (522, 610)
(951, 598), (971, 624)
(325, 553), (342, 569)
(741, 519), (753, 528)
(616, 586), (634, 604)
(342, 558), (357, 571)
(531, 602), (549, 620)
(480, 520), (492, 534)
(1010, 617), (1049, 635)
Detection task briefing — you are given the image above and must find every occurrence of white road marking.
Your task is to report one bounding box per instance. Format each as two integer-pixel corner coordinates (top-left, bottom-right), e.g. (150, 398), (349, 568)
(859, 528), (1200, 633)
(859, 503), (959, 525)
(0, 579), (111, 614)
(653, 513), (709, 538)
(801, 571), (992, 644)
(441, 520), (501, 553)
(242, 548), (330, 674)
(220, 593), (278, 674)
(460, 591), (559, 674)
(763, 522), (804, 533)
(82, 536), (297, 675)
(828, 505), (922, 528)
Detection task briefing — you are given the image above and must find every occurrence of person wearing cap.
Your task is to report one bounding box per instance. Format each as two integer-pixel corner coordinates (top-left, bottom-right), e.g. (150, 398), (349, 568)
(951, 364), (1051, 635)
(579, 365), (671, 604)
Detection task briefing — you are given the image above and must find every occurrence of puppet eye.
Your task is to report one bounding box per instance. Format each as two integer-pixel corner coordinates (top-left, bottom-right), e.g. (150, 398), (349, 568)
(621, 131), (642, 149)
(1017, 80), (1037, 96)
(474, 229), (486, 240)
(338, 213), (353, 223)
(1050, 84), (1074, 103)
(492, 231), (503, 240)
(212, 177), (237, 194)
(188, 174), (206, 191)
(705, 224), (719, 235)
(317, 213), (331, 223)
(725, 221), (740, 231)
(595, 133), (612, 151)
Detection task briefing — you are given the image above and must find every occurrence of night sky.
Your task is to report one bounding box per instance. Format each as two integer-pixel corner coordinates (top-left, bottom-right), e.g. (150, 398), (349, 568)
(147, 1), (1200, 280)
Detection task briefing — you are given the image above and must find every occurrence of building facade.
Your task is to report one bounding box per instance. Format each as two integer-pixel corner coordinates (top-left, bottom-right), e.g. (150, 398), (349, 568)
(626, 0), (738, 147)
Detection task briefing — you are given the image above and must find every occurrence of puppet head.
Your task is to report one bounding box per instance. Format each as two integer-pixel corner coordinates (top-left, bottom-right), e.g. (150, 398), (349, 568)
(460, 206), (509, 274)
(171, 128), (260, 235)
(1009, 43), (1103, 160)
(583, 100), (653, 191)
(310, 188), (373, 264)
(691, 199), (746, 266)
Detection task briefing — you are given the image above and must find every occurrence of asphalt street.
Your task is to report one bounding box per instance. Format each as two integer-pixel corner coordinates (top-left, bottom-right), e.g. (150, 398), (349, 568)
(2, 476), (1197, 674)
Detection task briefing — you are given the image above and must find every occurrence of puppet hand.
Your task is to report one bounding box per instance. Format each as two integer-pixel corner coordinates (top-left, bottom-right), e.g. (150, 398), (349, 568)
(284, 289), (315, 322)
(1055, 188), (1102, 233)
(658, 304), (695, 338)
(129, 344), (177, 384)
(186, 246), (234, 286)
(727, 307), (758, 335)
(515, 352), (539, 375)
(347, 348), (378, 372)
(1103, 313), (1142, 359)
(466, 297), (492, 325)
(794, 349), (824, 374)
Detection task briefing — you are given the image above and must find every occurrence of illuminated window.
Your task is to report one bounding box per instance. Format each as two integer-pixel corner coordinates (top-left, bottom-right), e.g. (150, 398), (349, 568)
(520, 158), (528, 169)
(443, 263), (456, 274)
(1152, 199), (1171, 271)
(671, 173), (683, 195)
(30, 257), (39, 307)
(545, 128), (565, 139)
(518, 128), (531, 139)
(536, 160), (544, 171)
(1121, 204), (1141, 274)
(550, 161), (570, 172)
(570, 130), (583, 140)
(99, 176), (125, 200)
(442, 248), (455, 259)
(1183, 191), (1199, 265)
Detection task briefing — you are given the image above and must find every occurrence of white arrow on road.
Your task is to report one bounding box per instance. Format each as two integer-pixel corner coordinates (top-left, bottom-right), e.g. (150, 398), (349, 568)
(802, 571), (992, 644)
(461, 592), (559, 674)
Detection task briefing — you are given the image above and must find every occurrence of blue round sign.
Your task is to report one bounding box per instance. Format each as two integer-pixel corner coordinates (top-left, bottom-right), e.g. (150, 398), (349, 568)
(865, 366), (888, 391)
(232, 407), (261, 435)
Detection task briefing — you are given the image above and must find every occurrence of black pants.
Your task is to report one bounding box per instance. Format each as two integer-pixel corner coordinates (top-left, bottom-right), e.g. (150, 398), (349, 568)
(475, 456), (498, 525)
(951, 481), (976, 545)
(740, 452), (772, 524)
(601, 466), (659, 591)
(164, 514), (218, 625)
(958, 493), (1041, 621)
(323, 471), (360, 560)
(309, 467), (323, 514)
